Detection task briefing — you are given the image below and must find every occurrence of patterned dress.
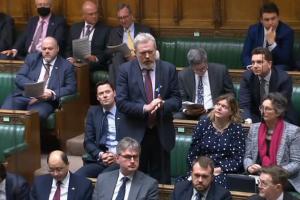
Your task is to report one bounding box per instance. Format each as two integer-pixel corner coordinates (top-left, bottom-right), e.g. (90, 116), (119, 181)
(187, 118), (246, 187)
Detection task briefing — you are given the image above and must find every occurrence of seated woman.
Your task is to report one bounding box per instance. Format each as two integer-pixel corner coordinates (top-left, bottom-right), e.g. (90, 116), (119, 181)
(187, 93), (246, 187)
(244, 92), (300, 192)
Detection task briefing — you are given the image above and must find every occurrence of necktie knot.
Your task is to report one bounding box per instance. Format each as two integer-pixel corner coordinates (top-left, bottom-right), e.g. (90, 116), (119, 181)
(85, 24), (92, 36)
(56, 181), (62, 186)
(196, 192), (203, 200)
(122, 176), (129, 183)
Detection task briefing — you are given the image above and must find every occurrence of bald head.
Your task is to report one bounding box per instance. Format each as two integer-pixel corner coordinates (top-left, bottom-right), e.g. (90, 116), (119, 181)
(42, 37), (59, 62)
(47, 150), (69, 181)
(82, 1), (98, 25)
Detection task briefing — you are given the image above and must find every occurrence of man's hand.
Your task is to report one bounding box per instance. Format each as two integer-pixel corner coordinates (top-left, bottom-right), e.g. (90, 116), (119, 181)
(266, 26), (276, 45)
(214, 167), (222, 176)
(101, 152), (116, 166)
(67, 57), (76, 64)
(247, 164), (262, 174)
(1, 49), (17, 57)
(28, 98), (39, 105)
(144, 98), (164, 114)
(84, 55), (97, 62)
(38, 89), (53, 101)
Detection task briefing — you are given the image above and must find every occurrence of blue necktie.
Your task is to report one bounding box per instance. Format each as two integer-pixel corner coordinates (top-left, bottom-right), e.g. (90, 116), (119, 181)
(101, 111), (110, 144)
(197, 76), (204, 105)
(196, 192), (203, 200)
(115, 177), (129, 200)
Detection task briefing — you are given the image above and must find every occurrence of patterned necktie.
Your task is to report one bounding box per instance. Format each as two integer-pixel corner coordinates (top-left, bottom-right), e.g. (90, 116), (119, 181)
(85, 24), (92, 37)
(52, 181), (61, 200)
(31, 20), (45, 53)
(127, 30), (135, 56)
(115, 177), (129, 200)
(196, 192), (203, 200)
(101, 111), (110, 143)
(143, 69), (155, 127)
(43, 62), (51, 82)
(197, 76), (204, 105)
(260, 78), (266, 103)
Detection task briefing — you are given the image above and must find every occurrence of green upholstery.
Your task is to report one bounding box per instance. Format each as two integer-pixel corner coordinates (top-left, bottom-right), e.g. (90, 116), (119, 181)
(0, 73), (16, 105)
(91, 70), (109, 85)
(0, 124), (27, 162)
(233, 83), (240, 101)
(170, 134), (192, 179)
(158, 37), (244, 69)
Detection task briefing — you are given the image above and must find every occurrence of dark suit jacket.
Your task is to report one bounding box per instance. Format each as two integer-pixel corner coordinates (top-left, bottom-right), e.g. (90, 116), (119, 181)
(178, 63), (234, 103)
(107, 23), (151, 46)
(171, 180), (232, 200)
(65, 21), (110, 67)
(84, 105), (121, 161)
(0, 13), (14, 51)
(14, 52), (76, 101)
(5, 173), (30, 200)
(93, 170), (159, 200)
(242, 21), (294, 69)
(13, 14), (66, 57)
(116, 59), (181, 151)
(248, 193), (299, 200)
(239, 67), (295, 123)
(30, 173), (93, 200)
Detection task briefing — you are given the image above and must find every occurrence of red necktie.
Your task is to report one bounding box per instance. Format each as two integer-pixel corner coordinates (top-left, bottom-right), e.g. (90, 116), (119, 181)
(143, 69), (156, 127)
(52, 181), (61, 200)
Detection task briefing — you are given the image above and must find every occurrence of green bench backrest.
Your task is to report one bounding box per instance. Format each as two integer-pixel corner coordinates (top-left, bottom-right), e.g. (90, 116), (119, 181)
(0, 124), (25, 162)
(0, 73), (16, 105)
(170, 134), (192, 179)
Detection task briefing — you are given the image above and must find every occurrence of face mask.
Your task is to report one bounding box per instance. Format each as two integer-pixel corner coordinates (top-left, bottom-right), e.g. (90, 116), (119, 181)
(37, 7), (50, 17)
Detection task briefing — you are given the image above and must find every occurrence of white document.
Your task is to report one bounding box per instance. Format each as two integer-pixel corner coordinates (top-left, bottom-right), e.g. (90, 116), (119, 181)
(24, 81), (45, 98)
(107, 43), (131, 57)
(72, 37), (91, 61)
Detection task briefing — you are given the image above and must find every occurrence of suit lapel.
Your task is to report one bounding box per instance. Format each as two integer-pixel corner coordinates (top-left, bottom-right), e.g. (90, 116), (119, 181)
(5, 175), (12, 200)
(155, 60), (162, 98)
(105, 171), (119, 199)
(258, 23), (265, 47)
(47, 15), (56, 36)
(76, 22), (85, 39)
(67, 173), (77, 200)
(182, 182), (194, 199)
(134, 60), (147, 101)
(47, 57), (60, 89)
(95, 106), (103, 145)
(127, 172), (141, 199)
(269, 69), (277, 92)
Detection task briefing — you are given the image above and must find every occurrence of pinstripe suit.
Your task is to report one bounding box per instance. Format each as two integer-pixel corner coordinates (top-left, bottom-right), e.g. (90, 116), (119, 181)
(244, 121), (300, 192)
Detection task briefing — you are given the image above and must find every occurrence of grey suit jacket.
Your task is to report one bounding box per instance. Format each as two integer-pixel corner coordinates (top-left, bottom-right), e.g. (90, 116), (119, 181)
(178, 63), (234, 103)
(92, 170), (159, 200)
(244, 121), (300, 192)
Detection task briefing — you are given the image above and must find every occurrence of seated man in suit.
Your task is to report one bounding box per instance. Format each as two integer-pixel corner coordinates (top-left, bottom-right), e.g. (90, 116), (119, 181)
(0, 163), (30, 200)
(239, 47), (298, 125)
(75, 80), (119, 178)
(0, 12), (14, 52)
(107, 3), (151, 85)
(242, 2), (294, 70)
(1, 0), (66, 59)
(175, 48), (234, 119)
(172, 156), (232, 200)
(30, 150), (93, 200)
(249, 166), (298, 200)
(93, 137), (159, 200)
(1, 36), (76, 125)
(64, 0), (110, 71)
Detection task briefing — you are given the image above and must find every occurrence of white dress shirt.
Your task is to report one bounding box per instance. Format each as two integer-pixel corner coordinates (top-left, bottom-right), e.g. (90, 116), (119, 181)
(112, 171), (133, 200)
(194, 71), (213, 110)
(48, 172), (70, 200)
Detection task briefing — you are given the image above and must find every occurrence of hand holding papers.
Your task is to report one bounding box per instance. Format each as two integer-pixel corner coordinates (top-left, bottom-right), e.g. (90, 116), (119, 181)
(182, 101), (206, 117)
(107, 43), (131, 58)
(24, 81), (45, 98)
(72, 37), (91, 61)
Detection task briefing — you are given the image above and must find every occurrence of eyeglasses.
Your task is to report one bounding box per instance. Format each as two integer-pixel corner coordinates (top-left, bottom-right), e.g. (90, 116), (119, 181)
(258, 179), (275, 188)
(119, 154), (139, 161)
(259, 106), (274, 113)
(118, 15), (130, 20)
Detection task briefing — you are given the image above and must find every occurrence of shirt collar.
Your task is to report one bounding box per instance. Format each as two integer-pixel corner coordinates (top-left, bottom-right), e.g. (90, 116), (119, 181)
(55, 171), (70, 187)
(43, 57), (57, 66)
(103, 104), (117, 116)
(39, 13), (51, 22)
(124, 23), (134, 33)
(84, 22), (94, 29)
(260, 70), (271, 82)
(118, 170), (134, 182)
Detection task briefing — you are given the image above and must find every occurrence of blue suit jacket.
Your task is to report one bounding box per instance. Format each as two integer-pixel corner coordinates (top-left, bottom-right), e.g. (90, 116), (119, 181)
(239, 67), (297, 124)
(5, 173), (30, 200)
(13, 14), (66, 57)
(116, 59), (181, 151)
(30, 173), (93, 200)
(171, 180), (232, 200)
(14, 52), (76, 101)
(242, 21), (294, 69)
(84, 105), (121, 161)
(64, 21), (110, 67)
(0, 13), (14, 51)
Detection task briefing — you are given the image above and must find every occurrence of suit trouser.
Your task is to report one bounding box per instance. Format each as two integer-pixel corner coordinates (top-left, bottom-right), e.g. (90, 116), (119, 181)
(139, 127), (171, 184)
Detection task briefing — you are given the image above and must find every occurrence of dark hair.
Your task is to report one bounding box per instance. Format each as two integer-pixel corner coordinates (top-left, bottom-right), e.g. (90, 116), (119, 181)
(0, 163), (7, 181)
(209, 93), (242, 123)
(187, 48), (208, 66)
(251, 47), (273, 62)
(260, 165), (288, 189)
(47, 150), (69, 165)
(260, 2), (279, 17)
(262, 92), (287, 117)
(95, 80), (115, 92)
(117, 3), (132, 14)
(192, 156), (215, 175)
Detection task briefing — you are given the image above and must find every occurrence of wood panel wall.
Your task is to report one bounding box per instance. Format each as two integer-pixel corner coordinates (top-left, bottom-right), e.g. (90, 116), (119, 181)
(1, 0), (300, 37)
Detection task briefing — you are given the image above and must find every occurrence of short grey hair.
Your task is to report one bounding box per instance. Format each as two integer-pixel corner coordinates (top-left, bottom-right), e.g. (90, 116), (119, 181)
(116, 137), (141, 155)
(187, 48), (208, 66)
(262, 92), (287, 117)
(134, 33), (157, 50)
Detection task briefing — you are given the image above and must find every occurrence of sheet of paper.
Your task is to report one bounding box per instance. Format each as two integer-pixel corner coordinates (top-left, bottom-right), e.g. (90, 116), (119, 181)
(72, 37), (91, 61)
(24, 81), (45, 98)
(107, 43), (131, 57)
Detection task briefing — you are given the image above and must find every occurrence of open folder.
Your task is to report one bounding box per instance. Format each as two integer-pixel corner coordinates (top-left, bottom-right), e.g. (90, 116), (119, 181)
(24, 81), (45, 98)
